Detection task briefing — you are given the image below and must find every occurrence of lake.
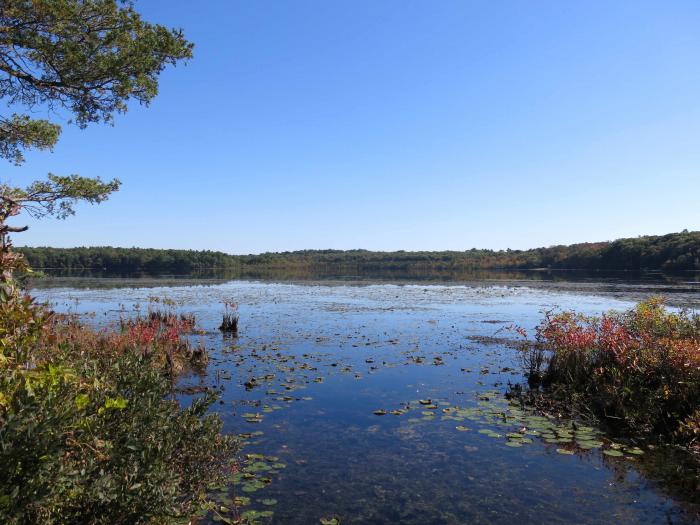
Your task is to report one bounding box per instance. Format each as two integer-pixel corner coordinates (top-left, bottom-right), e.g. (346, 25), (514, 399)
(31, 274), (700, 524)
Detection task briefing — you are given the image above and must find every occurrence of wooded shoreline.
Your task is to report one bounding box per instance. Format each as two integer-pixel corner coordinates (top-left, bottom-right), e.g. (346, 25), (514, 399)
(18, 230), (700, 274)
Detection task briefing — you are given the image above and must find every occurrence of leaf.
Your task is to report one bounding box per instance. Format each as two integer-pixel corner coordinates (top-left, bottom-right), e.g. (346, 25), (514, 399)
(603, 449), (624, 457)
(104, 396), (128, 410)
(75, 393), (90, 409)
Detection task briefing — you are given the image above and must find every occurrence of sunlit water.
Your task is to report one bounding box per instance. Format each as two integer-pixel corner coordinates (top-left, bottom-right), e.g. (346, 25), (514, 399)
(32, 279), (700, 524)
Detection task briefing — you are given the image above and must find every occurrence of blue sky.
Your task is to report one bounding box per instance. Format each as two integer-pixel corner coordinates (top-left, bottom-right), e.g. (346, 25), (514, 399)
(9, 0), (700, 254)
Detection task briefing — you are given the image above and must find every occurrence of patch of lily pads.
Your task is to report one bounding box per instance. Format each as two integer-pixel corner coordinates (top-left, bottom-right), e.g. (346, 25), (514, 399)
(207, 437), (287, 524)
(372, 391), (646, 460)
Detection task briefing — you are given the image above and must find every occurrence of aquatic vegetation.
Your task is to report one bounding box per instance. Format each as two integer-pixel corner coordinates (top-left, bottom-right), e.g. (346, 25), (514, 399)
(220, 300), (240, 334)
(528, 298), (700, 447)
(371, 390), (639, 461)
(210, 438), (288, 524)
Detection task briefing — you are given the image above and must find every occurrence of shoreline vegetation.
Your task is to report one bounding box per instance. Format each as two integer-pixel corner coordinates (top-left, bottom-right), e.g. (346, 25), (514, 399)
(0, 4), (239, 522)
(515, 298), (700, 453)
(0, 287), (237, 524)
(18, 230), (700, 275)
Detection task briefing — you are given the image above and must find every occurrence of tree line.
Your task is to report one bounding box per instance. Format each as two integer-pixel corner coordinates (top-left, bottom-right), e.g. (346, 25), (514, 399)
(19, 230), (700, 274)
(18, 246), (241, 273)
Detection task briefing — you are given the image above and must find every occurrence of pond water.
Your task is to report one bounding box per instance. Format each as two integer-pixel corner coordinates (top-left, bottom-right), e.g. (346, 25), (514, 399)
(32, 276), (700, 524)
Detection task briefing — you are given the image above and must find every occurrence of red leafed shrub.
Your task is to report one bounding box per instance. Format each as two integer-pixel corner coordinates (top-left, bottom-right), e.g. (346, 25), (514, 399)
(40, 309), (206, 376)
(533, 298), (700, 444)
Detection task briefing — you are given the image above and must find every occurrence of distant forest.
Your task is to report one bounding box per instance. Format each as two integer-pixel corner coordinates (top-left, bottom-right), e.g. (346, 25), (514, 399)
(18, 230), (700, 274)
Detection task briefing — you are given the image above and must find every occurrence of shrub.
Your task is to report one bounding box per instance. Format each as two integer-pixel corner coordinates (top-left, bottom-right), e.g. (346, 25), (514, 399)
(0, 283), (236, 524)
(39, 308), (207, 376)
(531, 298), (700, 444)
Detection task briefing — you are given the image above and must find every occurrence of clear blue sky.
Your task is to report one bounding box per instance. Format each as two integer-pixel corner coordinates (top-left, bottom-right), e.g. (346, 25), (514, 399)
(10, 0), (700, 254)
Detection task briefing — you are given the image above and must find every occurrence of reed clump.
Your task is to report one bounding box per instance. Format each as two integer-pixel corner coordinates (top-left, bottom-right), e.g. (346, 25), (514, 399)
(219, 300), (239, 334)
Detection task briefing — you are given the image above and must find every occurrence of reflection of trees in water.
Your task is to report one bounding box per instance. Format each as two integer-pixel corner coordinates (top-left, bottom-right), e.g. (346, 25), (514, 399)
(604, 444), (700, 520)
(42, 265), (694, 281)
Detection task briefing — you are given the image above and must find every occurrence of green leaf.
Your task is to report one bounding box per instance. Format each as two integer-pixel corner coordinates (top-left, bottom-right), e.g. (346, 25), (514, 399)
(75, 393), (90, 409)
(104, 396), (128, 410)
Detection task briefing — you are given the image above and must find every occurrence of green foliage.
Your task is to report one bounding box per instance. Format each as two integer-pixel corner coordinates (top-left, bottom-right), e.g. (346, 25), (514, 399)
(236, 230), (700, 272)
(18, 230), (700, 274)
(0, 0), (193, 163)
(20, 246), (241, 274)
(0, 0), (193, 251)
(0, 352), (235, 525)
(0, 115), (61, 166)
(2, 175), (121, 222)
(0, 283), (46, 365)
(0, 280), (236, 524)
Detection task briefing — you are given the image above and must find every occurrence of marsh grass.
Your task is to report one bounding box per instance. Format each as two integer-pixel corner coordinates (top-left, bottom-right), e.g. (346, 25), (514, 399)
(219, 301), (239, 335)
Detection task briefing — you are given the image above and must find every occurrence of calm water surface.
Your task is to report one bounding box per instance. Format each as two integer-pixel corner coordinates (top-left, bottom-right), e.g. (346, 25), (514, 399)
(32, 277), (700, 524)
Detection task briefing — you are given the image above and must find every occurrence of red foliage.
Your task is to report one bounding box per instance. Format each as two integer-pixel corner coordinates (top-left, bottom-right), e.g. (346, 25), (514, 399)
(534, 299), (700, 442)
(41, 309), (205, 375)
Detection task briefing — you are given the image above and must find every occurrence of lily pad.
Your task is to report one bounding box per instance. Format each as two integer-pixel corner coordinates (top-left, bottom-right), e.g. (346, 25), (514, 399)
(576, 440), (602, 449)
(603, 449), (624, 457)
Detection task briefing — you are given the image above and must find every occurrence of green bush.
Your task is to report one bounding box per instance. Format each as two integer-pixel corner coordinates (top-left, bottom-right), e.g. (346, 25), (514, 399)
(0, 352), (235, 525)
(0, 280), (236, 524)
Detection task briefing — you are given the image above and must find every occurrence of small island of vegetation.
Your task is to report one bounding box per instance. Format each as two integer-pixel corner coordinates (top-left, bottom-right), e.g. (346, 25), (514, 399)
(517, 298), (700, 452)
